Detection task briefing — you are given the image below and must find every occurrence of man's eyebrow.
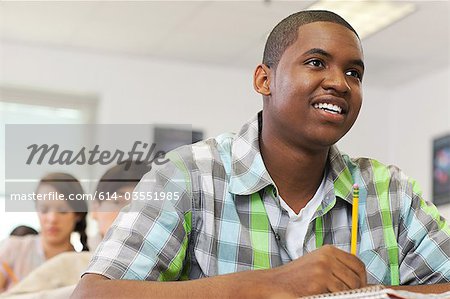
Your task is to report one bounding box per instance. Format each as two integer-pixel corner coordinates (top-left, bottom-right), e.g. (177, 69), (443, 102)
(303, 48), (331, 58)
(303, 48), (365, 71)
(350, 59), (365, 71)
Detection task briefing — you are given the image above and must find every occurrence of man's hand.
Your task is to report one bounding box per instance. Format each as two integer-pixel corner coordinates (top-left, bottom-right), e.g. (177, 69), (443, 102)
(72, 245), (367, 299)
(266, 245), (367, 297)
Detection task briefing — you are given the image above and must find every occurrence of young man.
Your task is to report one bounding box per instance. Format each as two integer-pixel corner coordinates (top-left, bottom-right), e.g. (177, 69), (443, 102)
(73, 10), (450, 298)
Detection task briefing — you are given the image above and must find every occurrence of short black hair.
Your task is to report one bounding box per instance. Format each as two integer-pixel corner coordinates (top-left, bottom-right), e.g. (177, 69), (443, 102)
(263, 10), (359, 69)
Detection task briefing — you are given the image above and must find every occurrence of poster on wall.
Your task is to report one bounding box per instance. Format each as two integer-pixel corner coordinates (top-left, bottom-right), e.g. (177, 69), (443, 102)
(433, 134), (450, 206)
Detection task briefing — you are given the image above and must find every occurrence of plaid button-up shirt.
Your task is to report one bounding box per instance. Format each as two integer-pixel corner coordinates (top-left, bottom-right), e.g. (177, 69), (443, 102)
(86, 113), (450, 285)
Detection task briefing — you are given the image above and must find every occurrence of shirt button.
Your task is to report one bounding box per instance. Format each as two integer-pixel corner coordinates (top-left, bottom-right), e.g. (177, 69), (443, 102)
(275, 233), (280, 240)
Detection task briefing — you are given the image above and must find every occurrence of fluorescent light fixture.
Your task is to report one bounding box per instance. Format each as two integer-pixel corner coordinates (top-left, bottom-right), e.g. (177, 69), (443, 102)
(306, 0), (416, 39)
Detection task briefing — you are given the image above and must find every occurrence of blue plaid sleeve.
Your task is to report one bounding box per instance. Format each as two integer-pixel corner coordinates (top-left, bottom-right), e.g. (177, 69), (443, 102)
(398, 177), (450, 285)
(85, 155), (193, 281)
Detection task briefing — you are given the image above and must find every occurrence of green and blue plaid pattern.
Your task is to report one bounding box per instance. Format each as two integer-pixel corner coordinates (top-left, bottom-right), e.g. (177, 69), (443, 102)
(86, 113), (450, 285)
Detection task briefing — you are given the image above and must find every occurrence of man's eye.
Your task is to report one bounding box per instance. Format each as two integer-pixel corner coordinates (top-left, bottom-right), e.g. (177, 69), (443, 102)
(346, 70), (362, 80)
(306, 59), (324, 67)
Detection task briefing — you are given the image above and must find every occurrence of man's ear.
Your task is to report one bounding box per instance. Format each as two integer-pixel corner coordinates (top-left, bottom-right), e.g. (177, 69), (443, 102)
(253, 64), (271, 96)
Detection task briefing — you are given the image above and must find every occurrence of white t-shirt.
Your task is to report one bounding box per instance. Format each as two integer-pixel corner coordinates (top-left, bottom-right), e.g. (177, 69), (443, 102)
(279, 176), (326, 259)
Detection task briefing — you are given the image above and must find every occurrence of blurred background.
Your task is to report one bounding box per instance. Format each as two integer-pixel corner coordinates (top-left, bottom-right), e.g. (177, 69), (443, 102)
(0, 1), (449, 241)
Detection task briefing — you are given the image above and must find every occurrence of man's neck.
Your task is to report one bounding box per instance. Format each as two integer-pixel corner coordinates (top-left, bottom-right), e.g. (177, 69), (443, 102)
(260, 127), (329, 214)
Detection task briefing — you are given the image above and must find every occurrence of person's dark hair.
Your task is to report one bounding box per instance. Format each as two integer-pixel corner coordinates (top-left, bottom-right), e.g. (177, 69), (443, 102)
(10, 225), (38, 237)
(263, 10), (360, 69)
(38, 172), (89, 251)
(95, 161), (151, 200)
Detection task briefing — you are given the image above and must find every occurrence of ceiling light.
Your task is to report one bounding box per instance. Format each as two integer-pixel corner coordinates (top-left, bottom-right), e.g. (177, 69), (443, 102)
(306, 0), (416, 39)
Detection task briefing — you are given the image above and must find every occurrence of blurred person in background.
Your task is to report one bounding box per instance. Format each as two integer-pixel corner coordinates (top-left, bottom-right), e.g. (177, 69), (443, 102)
(91, 160), (151, 239)
(0, 173), (88, 292)
(0, 161), (150, 298)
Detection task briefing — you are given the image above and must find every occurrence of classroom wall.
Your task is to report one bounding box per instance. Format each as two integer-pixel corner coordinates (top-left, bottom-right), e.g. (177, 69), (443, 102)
(1, 40), (449, 221)
(389, 68), (450, 217)
(337, 87), (390, 162)
(0, 41), (261, 137)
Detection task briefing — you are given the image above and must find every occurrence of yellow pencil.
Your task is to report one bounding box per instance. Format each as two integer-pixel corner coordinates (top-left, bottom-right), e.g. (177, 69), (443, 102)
(351, 184), (359, 255)
(1, 261), (19, 284)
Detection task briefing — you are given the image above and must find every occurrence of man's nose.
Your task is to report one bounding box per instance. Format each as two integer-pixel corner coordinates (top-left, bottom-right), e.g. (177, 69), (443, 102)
(321, 68), (350, 94)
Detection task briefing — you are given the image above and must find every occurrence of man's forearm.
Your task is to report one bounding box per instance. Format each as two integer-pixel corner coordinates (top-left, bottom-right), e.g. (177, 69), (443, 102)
(71, 270), (276, 299)
(71, 246), (370, 298)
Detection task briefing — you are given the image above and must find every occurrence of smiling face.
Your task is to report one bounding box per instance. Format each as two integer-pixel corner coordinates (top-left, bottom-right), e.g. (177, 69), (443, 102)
(258, 21), (364, 152)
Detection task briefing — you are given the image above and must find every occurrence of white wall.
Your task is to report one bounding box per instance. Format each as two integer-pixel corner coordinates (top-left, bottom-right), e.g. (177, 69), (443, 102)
(389, 68), (450, 217)
(0, 41), (261, 138)
(337, 86), (390, 162)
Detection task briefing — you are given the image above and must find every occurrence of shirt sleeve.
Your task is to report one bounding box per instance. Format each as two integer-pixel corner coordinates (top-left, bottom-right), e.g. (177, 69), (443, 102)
(85, 156), (193, 281)
(398, 177), (450, 285)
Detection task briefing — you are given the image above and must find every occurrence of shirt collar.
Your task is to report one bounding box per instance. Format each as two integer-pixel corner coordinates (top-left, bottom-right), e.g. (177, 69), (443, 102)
(228, 112), (355, 203)
(228, 112), (273, 195)
(328, 146), (355, 204)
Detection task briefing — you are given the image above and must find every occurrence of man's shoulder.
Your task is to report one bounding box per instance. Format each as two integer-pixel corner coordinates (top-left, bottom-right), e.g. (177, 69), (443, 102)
(357, 158), (406, 180)
(337, 150), (405, 179)
(336, 150), (419, 197)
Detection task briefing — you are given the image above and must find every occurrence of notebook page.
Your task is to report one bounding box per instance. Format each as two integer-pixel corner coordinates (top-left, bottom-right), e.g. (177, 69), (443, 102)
(301, 285), (389, 299)
(301, 285), (450, 299)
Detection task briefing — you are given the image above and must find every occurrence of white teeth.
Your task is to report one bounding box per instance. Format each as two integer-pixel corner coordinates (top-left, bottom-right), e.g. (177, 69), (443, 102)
(314, 103), (343, 114)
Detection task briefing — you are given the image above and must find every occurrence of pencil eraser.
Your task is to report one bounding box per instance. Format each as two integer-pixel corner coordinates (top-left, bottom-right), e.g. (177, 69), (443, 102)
(353, 184), (359, 189)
